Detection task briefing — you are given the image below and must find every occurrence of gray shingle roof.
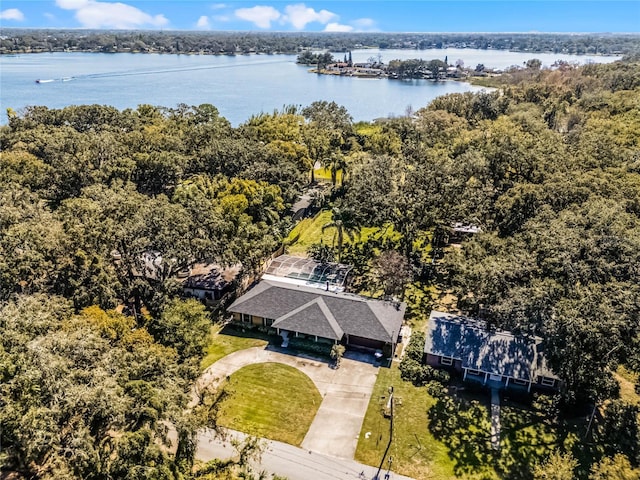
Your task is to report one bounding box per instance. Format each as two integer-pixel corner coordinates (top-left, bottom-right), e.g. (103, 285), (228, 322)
(424, 311), (557, 381)
(229, 280), (405, 344)
(272, 298), (344, 340)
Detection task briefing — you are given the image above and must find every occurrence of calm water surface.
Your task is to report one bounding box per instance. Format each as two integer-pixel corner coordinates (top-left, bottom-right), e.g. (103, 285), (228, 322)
(0, 49), (621, 125)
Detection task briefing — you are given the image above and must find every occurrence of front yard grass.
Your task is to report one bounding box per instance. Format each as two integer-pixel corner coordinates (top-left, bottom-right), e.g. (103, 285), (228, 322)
(357, 362), (591, 480)
(200, 324), (271, 371)
(355, 364), (460, 480)
(216, 362), (322, 446)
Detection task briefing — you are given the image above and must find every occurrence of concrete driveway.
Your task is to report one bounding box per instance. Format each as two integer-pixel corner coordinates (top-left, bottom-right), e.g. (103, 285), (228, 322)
(196, 346), (380, 459)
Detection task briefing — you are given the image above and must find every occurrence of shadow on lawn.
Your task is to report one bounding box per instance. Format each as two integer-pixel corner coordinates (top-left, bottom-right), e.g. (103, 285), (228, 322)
(427, 386), (596, 480)
(428, 391), (495, 477)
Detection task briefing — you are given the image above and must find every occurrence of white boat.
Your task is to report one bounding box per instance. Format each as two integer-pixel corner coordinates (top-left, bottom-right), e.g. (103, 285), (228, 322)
(35, 79), (54, 83)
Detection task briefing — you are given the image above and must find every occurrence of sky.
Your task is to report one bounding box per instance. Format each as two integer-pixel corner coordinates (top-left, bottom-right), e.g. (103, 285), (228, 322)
(0, 1), (638, 33)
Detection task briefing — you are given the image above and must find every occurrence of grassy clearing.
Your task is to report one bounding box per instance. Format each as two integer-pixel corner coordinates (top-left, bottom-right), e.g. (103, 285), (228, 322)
(615, 365), (640, 405)
(285, 210), (335, 256)
(200, 325), (270, 371)
(285, 210), (405, 258)
(217, 363), (322, 446)
(355, 364), (459, 480)
(313, 167), (343, 184)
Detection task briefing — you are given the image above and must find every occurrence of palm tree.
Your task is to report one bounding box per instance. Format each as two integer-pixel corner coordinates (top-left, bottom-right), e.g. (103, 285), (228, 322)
(321, 205), (360, 262)
(323, 151), (348, 188)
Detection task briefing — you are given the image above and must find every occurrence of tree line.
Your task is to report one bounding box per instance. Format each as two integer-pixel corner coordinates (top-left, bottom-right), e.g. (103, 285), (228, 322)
(2, 29), (639, 56)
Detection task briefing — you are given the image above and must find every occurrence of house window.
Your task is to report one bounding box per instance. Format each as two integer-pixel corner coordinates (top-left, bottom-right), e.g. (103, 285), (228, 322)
(540, 377), (556, 387)
(440, 356), (453, 366)
(264, 318), (274, 327)
(513, 378), (528, 386)
(467, 369), (481, 376)
(241, 313), (252, 323)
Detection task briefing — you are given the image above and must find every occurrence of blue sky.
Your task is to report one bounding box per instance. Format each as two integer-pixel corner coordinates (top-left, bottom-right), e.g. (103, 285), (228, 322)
(1, 1), (638, 33)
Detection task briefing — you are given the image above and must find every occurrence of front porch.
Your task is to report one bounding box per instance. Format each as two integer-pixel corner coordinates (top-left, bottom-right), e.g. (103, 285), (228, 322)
(463, 369), (534, 393)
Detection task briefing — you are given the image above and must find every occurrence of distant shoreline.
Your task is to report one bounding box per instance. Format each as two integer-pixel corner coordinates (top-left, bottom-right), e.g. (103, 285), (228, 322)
(1, 47), (626, 58)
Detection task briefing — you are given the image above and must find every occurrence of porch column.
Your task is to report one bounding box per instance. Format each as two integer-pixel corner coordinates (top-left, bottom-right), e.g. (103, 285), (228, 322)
(505, 377), (510, 388)
(463, 368), (468, 381)
(484, 372), (488, 385)
(314, 335), (318, 342)
(277, 328), (280, 335)
(527, 380), (532, 392)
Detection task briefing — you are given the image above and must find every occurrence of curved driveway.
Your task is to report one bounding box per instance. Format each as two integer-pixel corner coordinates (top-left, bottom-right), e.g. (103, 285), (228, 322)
(195, 346), (380, 459)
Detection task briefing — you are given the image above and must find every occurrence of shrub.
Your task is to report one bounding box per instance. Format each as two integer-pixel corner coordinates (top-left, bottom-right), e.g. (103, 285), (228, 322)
(404, 331), (426, 362)
(399, 356), (450, 386)
(330, 344), (346, 368)
(288, 337), (333, 357)
(426, 380), (447, 398)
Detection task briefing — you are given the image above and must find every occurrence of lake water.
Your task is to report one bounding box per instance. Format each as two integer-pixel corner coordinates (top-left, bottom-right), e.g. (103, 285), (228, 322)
(0, 48), (621, 126)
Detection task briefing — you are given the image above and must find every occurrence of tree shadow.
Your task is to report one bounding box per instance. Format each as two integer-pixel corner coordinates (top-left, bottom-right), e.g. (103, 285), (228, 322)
(428, 393), (495, 476)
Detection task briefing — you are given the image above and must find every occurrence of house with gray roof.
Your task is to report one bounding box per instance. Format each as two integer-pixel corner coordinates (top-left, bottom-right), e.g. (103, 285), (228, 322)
(228, 279), (405, 351)
(424, 310), (560, 392)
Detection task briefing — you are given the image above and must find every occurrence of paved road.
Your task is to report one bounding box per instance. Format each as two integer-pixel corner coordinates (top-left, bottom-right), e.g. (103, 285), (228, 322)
(195, 346), (379, 459)
(197, 428), (415, 480)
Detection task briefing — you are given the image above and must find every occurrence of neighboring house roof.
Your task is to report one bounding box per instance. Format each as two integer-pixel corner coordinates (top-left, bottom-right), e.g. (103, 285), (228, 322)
(451, 223), (482, 234)
(424, 311), (558, 382)
(228, 280), (405, 344)
(291, 194), (312, 213)
(183, 263), (241, 291)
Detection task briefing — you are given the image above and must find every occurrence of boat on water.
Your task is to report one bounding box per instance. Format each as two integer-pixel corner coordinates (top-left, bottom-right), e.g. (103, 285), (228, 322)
(35, 79), (54, 84)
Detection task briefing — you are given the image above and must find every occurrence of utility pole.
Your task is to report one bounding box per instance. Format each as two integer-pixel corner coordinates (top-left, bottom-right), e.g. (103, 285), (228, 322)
(375, 386), (394, 480)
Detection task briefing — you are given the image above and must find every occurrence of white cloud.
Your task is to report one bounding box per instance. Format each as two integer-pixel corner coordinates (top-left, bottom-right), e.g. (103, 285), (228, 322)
(353, 18), (376, 30)
(43, 12), (57, 21)
(55, 0), (168, 29)
(211, 3), (227, 10)
(214, 15), (231, 22)
(235, 5), (280, 29)
(196, 15), (210, 29)
(0, 8), (25, 21)
(324, 23), (353, 33)
(56, 0), (90, 9)
(283, 4), (336, 30)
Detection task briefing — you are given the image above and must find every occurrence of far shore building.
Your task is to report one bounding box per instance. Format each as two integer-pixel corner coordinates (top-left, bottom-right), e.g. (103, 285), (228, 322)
(424, 310), (560, 393)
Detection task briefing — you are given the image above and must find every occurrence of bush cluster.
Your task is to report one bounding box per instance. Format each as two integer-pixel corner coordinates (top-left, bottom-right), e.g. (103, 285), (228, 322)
(400, 331), (450, 386)
(288, 337), (333, 357)
(399, 357), (451, 386)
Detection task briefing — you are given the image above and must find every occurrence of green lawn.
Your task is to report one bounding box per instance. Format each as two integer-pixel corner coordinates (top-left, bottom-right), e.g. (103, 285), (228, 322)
(357, 363), (588, 480)
(355, 364), (460, 480)
(285, 210), (404, 258)
(216, 363), (322, 446)
(285, 210), (335, 256)
(200, 325), (271, 371)
(313, 167), (343, 184)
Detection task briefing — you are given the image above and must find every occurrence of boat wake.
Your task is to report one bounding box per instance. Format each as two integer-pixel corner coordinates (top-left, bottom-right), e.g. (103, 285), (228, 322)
(33, 58), (290, 84)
